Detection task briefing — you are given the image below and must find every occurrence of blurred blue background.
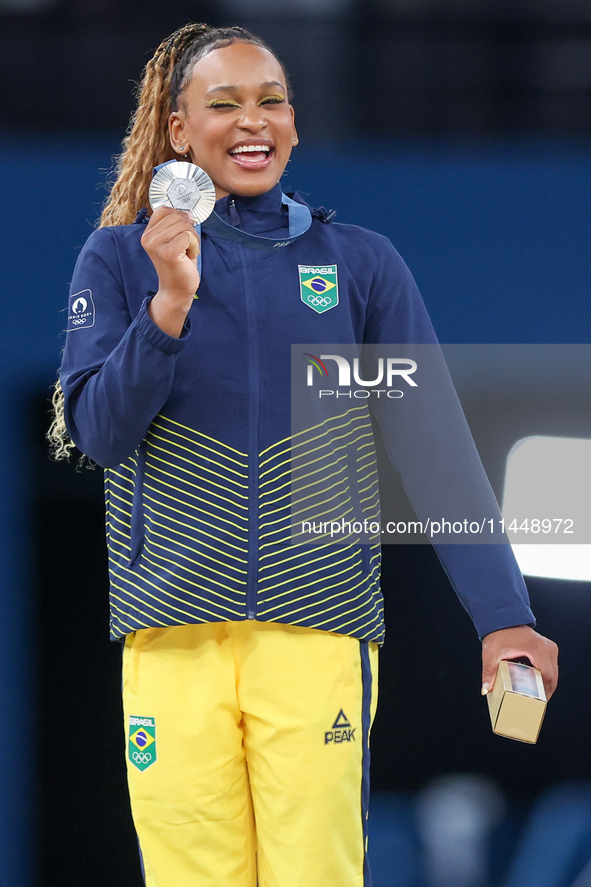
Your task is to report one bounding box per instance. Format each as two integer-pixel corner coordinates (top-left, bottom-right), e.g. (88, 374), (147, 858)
(1, 1), (591, 885)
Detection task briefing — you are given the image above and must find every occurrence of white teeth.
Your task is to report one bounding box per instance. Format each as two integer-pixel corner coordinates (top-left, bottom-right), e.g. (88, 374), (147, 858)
(230, 145), (271, 154)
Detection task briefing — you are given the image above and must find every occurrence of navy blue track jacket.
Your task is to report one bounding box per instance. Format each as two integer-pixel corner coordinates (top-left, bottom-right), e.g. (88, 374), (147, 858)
(60, 184), (535, 642)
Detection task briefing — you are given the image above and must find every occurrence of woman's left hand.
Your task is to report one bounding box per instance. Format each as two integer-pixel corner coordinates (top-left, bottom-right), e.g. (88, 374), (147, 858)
(481, 625), (559, 699)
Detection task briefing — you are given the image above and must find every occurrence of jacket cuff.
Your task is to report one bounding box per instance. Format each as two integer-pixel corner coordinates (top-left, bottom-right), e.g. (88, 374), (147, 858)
(134, 294), (191, 355)
(476, 604), (536, 642)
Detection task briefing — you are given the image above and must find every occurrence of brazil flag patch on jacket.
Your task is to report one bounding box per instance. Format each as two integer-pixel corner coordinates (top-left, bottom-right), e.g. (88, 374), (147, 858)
(299, 265), (339, 314)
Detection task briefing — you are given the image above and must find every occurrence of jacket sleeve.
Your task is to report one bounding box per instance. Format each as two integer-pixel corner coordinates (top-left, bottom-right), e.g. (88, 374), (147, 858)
(59, 227), (190, 468)
(364, 237), (535, 639)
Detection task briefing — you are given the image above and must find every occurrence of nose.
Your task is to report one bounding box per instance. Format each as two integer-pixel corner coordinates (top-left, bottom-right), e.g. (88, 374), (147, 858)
(237, 102), (267, 132)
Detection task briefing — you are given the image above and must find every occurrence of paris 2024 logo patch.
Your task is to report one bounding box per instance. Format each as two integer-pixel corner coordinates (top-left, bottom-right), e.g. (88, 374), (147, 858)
(67, 289), (95, 331)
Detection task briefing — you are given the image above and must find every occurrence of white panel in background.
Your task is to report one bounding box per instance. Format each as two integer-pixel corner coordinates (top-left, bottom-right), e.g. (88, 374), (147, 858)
(510, 544), (591, 582)
(503, 436), (591, 581)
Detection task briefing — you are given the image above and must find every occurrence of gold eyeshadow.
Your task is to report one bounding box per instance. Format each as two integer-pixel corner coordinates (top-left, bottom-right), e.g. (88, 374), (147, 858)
(206, 94), (285, 109)
(259, 94), (285, 104)
(206, 99), (241, 108)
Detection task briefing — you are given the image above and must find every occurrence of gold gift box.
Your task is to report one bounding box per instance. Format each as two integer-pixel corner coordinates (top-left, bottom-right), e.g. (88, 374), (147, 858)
(487, 660), (547, 744)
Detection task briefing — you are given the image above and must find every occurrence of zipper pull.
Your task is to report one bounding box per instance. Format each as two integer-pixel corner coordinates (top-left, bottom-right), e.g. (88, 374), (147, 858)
(229, 198), (241, 227)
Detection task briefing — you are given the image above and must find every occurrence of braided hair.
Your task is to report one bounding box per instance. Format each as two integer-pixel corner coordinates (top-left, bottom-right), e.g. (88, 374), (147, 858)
(49, 22), (291, 460)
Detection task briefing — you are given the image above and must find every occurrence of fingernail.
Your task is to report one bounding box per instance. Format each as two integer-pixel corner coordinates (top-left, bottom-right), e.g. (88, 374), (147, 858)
(481, 683), (490, 696)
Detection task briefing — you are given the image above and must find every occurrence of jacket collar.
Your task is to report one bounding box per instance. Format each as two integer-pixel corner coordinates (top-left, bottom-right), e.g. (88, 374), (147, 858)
(214, 183), (288, 237)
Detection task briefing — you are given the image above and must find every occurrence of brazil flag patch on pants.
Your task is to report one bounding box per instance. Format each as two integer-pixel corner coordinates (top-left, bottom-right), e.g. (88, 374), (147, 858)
(129, 716), (157, 772)
(299, 265), (339, 314)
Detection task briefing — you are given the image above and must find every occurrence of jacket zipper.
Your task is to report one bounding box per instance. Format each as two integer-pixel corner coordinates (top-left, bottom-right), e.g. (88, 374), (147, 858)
(128, 439), (146, 567)
(229, 198), (241, 227)
(238, 242), (260, 620)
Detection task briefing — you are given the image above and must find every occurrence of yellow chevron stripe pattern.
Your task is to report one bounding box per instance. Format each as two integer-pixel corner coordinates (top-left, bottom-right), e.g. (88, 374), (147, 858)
(257, 405), (383, 642)
(105, 415), (249, 638)
(105, 408), (384, 644)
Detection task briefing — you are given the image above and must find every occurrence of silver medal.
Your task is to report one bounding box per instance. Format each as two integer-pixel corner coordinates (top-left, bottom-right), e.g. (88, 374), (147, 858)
(149, 161), (216, 224)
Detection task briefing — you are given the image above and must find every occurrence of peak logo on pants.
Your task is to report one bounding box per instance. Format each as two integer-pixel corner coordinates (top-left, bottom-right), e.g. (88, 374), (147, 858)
(325, 709), (356, 744)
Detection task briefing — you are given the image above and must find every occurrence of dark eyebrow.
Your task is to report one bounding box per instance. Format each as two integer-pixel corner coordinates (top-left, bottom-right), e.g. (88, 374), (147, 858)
(205, 80), (285, 97)
(205, 85), (237, 96)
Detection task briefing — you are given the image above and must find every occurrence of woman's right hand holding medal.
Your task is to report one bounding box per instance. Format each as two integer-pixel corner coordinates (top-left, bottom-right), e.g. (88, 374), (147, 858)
(141, 206), (201, 338)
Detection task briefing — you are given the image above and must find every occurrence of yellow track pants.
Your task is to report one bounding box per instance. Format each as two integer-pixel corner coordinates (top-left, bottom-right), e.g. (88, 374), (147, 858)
(122, 620), (379, 887)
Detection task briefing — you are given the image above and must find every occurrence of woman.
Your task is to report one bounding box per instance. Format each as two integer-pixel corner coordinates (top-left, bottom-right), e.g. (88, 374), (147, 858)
(50, 22), (558, 887)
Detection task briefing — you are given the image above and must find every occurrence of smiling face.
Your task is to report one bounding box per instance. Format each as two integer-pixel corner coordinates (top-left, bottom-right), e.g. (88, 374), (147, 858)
(169, 41), (298, 200)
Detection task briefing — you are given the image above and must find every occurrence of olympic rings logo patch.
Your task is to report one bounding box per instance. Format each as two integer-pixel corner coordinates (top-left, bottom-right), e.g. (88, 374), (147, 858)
(132, 751), (153, 765)
(305, 294), (333, 307)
